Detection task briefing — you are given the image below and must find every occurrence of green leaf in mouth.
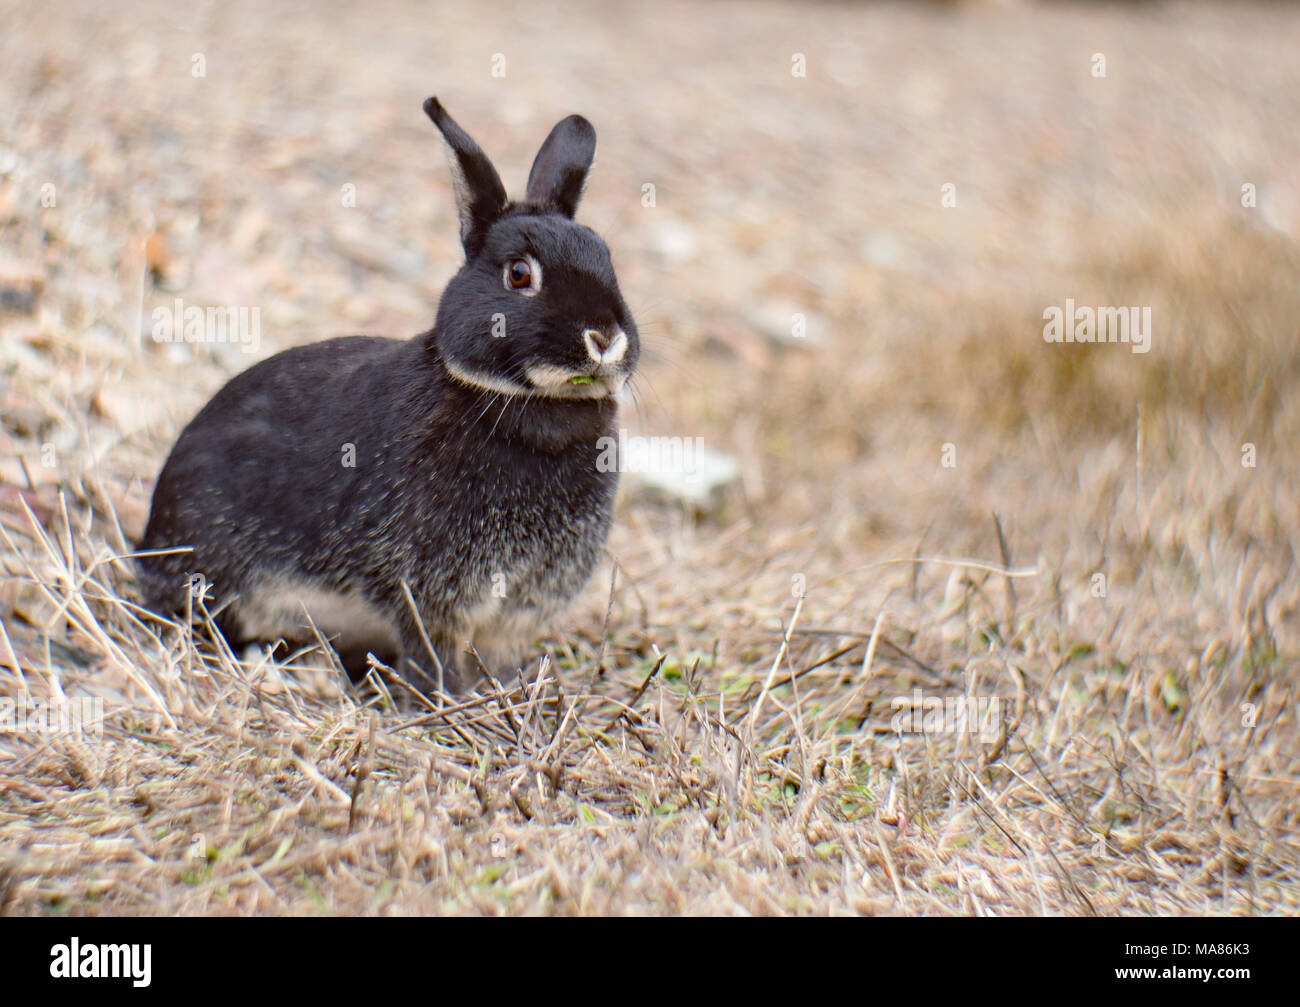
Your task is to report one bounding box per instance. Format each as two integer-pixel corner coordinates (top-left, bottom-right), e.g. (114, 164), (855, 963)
(569, 375), (595, 386)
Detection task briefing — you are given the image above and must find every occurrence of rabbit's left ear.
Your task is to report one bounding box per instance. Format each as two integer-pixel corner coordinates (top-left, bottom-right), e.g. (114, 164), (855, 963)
(526, 115), (597, 217)
(424, 97), (508, 256)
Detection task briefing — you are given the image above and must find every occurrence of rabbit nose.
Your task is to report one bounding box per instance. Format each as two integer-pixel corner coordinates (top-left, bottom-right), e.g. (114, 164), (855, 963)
(584, 328), (628, 365)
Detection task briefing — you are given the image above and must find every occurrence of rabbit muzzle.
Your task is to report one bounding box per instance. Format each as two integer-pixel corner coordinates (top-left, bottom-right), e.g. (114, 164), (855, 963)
(523, 326), (633, 399)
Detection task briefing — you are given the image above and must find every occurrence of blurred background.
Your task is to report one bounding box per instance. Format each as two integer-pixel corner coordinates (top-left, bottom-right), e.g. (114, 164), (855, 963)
(2, 0), (1298, 680)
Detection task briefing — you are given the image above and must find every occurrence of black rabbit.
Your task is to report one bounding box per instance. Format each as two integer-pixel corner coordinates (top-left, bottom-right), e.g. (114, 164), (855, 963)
(137, 98), (639, 694)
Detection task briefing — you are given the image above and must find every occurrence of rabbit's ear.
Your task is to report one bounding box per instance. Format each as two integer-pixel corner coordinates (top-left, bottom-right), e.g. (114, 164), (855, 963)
(525, 115), (597, 218)
(424, 97), (508, 256)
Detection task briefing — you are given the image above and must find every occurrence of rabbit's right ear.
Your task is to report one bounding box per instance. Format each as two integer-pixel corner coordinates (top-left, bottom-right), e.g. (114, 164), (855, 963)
(424, 97), (508, 257)
(525, 115), (596, 218)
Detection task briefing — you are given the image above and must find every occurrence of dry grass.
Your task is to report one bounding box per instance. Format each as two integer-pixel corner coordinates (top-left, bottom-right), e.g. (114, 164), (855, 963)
(1, 0), (1298, 915)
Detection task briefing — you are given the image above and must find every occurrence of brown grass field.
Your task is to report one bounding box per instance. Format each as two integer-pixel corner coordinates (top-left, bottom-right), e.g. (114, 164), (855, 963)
(1, 0), (1297, 915)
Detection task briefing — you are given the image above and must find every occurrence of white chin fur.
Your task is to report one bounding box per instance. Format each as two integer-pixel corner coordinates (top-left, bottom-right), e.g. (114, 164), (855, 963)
(445, 357), (624, 401)
(525, 363), (623, 399)
(444, 359), (533, 397)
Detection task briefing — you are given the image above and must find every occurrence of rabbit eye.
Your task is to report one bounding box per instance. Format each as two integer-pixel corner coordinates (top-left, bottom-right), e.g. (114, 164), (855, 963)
(504, 256), (539, 293)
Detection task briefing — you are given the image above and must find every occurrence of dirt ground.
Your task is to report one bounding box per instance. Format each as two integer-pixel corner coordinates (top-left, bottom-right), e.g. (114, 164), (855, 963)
(1, 0), (1297, 915)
